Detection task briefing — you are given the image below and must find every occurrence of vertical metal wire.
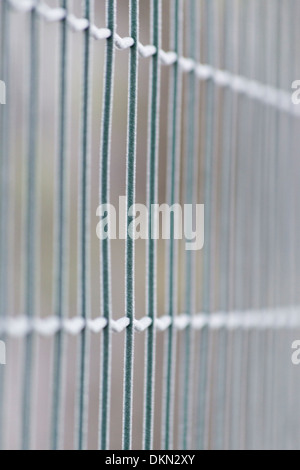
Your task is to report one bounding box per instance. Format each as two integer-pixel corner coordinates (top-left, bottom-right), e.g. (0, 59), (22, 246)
(22, 1), (39, 450)
(0, 0), (10, 451)
(271, 0), (283, 451)
(222, 0), (239, 451)
(51, 0), (69, 450)
(263, 0), (278, 450)
(179, 0), (198, 451)
(143, 0), (161, 451)
(248, 2), (261, 451)
(294, 2), (300, 443)
(267, 0), (279, 450)
(291, 2), (300, 450)
(244, 0), (263, 450)
(277, 1), (294, 450)
(288, 0), (299, 451)
(283, 0), (296, 450)
(275, 18), (288, 445)
(162, 0), (183, 450)
(233, 0), (266, 451)
(203, 0), (222, 450)
(99, 0), (116, 451)
(230, 0), (247, 450)
(213, 0), (234, 450)
(196, 0), (216, 450)
(122, 0), (139, 451)
(256, 0), (269, 450)
(238, 0), (256, 450)
(76, 0), (93, 451)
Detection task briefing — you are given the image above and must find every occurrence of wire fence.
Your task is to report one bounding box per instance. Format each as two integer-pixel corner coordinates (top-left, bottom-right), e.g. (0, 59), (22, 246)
(1, 0), (300, 450)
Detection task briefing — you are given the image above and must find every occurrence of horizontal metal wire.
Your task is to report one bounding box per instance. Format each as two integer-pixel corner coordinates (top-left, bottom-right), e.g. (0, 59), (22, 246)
(0, 308), (299, 338)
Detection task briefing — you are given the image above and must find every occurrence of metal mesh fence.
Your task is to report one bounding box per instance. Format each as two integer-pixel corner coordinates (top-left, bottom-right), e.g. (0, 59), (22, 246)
(1, 0), (300, 450)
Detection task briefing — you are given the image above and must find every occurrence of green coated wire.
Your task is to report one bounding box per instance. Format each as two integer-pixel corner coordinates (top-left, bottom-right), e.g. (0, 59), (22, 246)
(99, 0), (115, 451)
(51, 0), (69, 450)
(214, 0), (234, 449)
(0, 0), (10, 451)
(263, 3), (278, 449)
(162, 0), (182, 450)
(222, 1), (241, 451)
(258, 0), (276, 451)
(250, 0), (268, 450)
(240, 0), (259, 450)
(245, 1), (260, 449)
(243, 0), (261, 450)
(123, 0), (139, 451)
(228, 1), (248, 450)
(231, 0), (253, 450)
(197, 0), (215, 450)
(276, 1), (295, 450)
(22, 2), (39, 450)
(181, 0), (197, 451)
(270, 0), (282, 450)
(143, 0), (161, 451)
(284, 0), (297, 451)
(76, 0), (92, 451)
(290, 1), (300, 451)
